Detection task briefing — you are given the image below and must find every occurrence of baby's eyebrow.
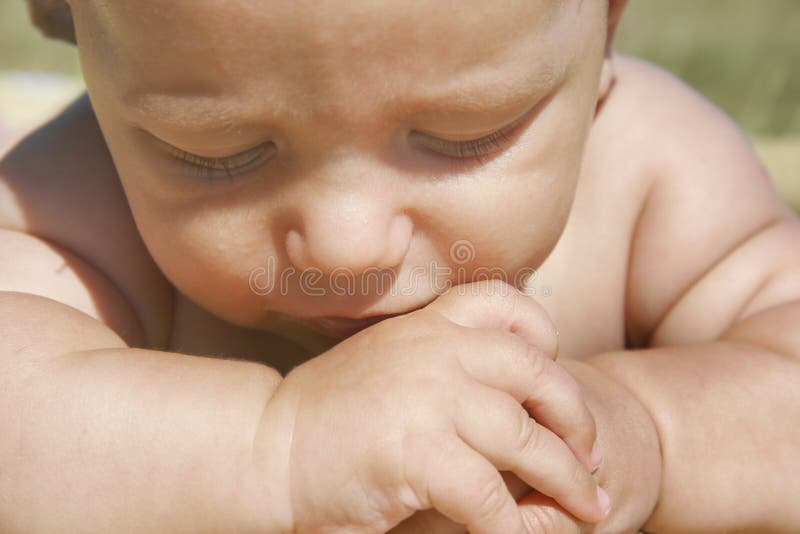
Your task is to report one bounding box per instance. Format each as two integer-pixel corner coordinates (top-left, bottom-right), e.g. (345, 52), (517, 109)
(407, 61), (564, 116)
(123, 92), (291, 133)
(122, 62), (564, 133)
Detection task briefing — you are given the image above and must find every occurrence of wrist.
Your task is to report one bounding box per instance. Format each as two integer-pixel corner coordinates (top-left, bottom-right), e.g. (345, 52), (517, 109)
(560, 356), (663, 533)
(238, 369), (297, 534)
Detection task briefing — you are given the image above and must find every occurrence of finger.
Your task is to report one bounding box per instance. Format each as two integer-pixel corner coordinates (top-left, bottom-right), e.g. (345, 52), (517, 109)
(518, 490), (596, 534)
(403, 433), (528, 534)
(427, 279), (558, 360)
(456, 327), (600, 471)
(453, 383), (608, 523)
(388, 472), (527, 534)
(521, 506), (583, 534)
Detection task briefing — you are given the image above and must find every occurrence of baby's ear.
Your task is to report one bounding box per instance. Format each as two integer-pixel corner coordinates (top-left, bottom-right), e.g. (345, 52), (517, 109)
(25, 0), (76, 45)
(598, 0), (628, 101)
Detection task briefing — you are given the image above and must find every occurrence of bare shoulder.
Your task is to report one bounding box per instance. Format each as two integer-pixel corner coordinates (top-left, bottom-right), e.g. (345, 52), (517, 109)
(597, 53), (769, 177)
(0, 93), (174, 348)
(607, 54), (796, 346)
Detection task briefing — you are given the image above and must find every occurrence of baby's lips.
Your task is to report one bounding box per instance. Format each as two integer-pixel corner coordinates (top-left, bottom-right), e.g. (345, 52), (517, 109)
(306, 314), (390, 338)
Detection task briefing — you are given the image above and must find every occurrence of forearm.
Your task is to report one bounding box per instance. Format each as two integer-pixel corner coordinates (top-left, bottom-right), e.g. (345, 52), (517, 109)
(587, 303), (800, 532)
(1, 295), (288, 532)
(559, 358), (662, 534)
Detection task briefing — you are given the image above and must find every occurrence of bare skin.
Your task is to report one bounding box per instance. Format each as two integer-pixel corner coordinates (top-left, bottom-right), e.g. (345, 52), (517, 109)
(1, 0), (799, 532)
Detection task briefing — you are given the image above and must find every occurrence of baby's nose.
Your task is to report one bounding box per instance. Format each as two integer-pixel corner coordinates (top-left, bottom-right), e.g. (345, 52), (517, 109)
(285, 192), (413, 275)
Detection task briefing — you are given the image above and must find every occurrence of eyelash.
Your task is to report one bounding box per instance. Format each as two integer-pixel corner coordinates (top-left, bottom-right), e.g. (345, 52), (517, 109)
(415, 128), (516, 165)
(165, 142), (277, 179)
(167, 119), (523, 178)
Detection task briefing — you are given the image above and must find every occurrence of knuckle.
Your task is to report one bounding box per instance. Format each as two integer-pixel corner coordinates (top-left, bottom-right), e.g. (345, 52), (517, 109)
(495, 332), (531, 368)
(468, 328), (524, 365)
(526, 348), (551, 383)
(510, 332), (532, 358)
(516, 411), (544, 459)
(472, 474), (510, 524)
(522, 506), (559, 534)
(401, 432), (451, 508)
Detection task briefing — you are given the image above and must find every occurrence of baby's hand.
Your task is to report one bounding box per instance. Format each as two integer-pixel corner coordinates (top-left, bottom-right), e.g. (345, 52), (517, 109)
(254, 280), (607, 533)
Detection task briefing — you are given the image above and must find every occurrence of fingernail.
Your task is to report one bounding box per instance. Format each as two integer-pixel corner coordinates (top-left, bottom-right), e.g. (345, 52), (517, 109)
(590, 440), (603, 470)
(596, 487), (611, 517)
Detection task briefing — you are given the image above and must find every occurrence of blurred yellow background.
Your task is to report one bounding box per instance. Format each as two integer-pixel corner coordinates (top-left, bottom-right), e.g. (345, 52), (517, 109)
(0, 0), (797, 209)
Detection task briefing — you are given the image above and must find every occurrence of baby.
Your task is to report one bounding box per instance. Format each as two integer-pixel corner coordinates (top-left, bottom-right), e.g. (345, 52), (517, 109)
(2, 0), (799, 532)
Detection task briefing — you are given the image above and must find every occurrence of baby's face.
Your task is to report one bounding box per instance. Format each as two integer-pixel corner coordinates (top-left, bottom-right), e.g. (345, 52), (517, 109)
(68, 0), (608, 339)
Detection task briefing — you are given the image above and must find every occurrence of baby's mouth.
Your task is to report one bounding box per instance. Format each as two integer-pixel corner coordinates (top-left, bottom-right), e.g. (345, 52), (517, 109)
(304, 313), (400, 339)
(304, 299), (439, 338)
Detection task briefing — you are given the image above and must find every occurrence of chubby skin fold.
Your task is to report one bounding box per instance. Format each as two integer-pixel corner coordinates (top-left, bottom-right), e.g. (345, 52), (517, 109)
(1, 0), (799, 532)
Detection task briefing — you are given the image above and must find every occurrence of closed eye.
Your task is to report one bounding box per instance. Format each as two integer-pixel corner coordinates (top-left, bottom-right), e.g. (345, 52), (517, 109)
(162, 141), (277, 179)
(409, 111), (530, 163)
(158, 103), (529, 178)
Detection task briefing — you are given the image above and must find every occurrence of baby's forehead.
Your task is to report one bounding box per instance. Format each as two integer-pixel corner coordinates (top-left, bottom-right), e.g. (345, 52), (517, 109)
(85, 0), (567, 65)
(181, 0), (547, 27)
(78, 0), (582, 125)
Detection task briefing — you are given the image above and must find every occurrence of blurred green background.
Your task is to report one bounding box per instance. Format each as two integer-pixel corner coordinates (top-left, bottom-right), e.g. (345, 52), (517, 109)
(0, 0), (797, 206)
(619, 1), (800, 137)
(0, 1), (81, 77)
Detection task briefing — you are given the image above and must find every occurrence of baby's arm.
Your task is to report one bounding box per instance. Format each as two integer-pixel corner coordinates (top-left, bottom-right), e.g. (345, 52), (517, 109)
(406, 58), (800, 534)
(0, 233), (287, 532)
(0, 238), (608, 533)
(592, 58), (800, 531)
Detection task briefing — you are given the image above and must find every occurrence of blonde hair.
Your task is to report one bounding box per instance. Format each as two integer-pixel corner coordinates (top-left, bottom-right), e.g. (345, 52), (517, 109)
(25, 0), (76, 44)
